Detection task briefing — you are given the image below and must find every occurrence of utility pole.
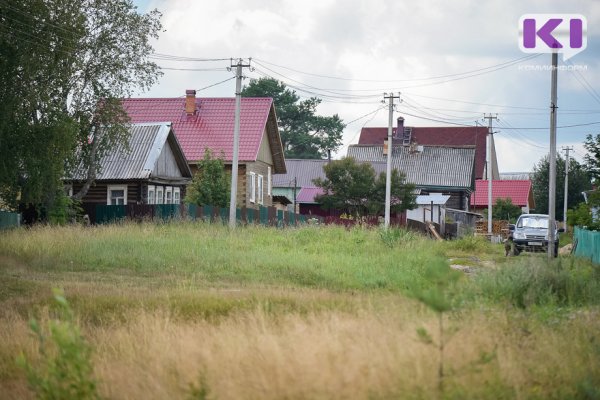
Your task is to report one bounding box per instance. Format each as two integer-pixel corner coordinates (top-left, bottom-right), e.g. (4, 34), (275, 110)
(483, 113), (498, 236)
(548, 52), (558, 260)
(229, 58), (251, 229)
(562, 146), (573, 231)
(384, 92), (400, 229)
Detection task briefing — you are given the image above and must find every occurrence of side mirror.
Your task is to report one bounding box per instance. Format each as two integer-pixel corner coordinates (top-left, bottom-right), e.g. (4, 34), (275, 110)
(509, 224), (515, 231)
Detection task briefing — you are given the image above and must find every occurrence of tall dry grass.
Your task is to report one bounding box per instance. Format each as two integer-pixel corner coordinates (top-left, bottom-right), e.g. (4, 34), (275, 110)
(1, 223), (599, 399)
(2, 301), (598, 400)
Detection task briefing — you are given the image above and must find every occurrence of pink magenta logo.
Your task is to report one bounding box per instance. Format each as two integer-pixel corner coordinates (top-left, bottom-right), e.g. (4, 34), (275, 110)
(519, 14), (587, 60)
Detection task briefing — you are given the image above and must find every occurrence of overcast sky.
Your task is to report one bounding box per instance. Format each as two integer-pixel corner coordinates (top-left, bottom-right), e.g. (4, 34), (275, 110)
(133, 0), (600, 173)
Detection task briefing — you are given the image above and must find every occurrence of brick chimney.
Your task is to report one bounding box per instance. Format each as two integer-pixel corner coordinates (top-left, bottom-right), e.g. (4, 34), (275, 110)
(395, 117), (404, 140)
(185, 89), (197, 115)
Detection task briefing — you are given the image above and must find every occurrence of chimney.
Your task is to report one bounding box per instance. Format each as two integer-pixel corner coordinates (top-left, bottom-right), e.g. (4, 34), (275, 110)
(395, 117), (405, 140)
(185, 89), (197, 115)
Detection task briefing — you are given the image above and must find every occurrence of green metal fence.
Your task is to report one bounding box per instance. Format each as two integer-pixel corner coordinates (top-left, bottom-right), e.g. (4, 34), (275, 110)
(574, 227), (600, 265)
(0, 210), (20, 229)
(94, 204), (319, 227)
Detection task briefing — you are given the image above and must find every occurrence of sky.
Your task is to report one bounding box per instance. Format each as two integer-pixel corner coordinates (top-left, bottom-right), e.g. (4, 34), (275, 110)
(132, 0), (600, 173)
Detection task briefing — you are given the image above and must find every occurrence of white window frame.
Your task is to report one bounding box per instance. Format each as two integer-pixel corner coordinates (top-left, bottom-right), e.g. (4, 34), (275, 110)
(249, 172), (256, 203)
(64, 184), (73, 197)
(173, 187), (181, 204)
(165, 186), (173, 204)
(267, 167), (271, 196)
(147, 185), (155, 205)
(156, 186), (164, 205)
(107, 185), (127, 205)
(257, 175), (264, 205)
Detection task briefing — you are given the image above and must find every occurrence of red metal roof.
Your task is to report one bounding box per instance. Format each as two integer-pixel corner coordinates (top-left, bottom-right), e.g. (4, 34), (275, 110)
(358, 126), (488, 180)
(122, 97), (274, 163)
(470, 180), (534, 207)
(296, 187), (324, 204)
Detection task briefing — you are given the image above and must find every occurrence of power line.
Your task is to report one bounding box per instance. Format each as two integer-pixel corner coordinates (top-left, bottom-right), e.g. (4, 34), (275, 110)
(253, 54), (540, 83)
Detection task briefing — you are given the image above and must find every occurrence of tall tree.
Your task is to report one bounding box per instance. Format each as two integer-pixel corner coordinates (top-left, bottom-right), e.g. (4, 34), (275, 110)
(583, 133), (600, 184)
(531, 154), (591, 220)
(0, 0), (162, 211)
(185, 149), (230, 208)
(313, 157), (416, 216)
(241, 77), (345, 159)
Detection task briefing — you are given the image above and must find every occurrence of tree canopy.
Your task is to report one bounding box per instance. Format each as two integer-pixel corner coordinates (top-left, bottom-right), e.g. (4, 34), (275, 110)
(185, 149), (230, 208)
(241, 77), (345, 159)
(0, 0), (162, 211)
(583, 133), (600, 184)
(313, 157), (416, 216)
(490, 198), (522, 223)
(531, 154), (591, 220)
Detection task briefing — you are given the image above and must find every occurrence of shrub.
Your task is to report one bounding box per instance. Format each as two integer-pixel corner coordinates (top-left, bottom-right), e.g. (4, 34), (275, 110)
(17, 289), (100, 400)
(472, 258), (600, 308)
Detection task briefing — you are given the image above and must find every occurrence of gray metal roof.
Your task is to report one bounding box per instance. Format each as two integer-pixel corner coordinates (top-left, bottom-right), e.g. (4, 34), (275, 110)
(347, 145), (476, 190)
(272, 159), (329, 188)
(69, 123), (192, 181)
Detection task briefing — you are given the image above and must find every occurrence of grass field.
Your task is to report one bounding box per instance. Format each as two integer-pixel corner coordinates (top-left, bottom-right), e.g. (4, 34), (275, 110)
(0, 222), (599, 399)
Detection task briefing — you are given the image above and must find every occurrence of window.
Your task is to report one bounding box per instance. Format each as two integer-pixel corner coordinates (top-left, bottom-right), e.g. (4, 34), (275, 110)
(249, 172), (256, 203)
(107, 185), (127, 205)
(147, 185), (155, 205)
(165, 186), (173, 204)
(257, 175), (264, 205)
(173, 187), (181, 204)
(156, 186), (164, 204)
(64, 184), (73, 197)
(267, 167), (271, 196)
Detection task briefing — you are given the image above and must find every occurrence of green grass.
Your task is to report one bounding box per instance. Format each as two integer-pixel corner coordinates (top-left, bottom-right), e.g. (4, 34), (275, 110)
(0, 222), (599, 399)
(0, 222), (443, 293)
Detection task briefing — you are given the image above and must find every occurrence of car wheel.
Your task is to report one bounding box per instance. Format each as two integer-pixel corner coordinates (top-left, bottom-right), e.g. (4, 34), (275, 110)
(513, 247), (520, 256)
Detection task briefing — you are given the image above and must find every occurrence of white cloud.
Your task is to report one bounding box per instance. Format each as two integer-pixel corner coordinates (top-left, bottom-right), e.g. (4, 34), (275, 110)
(140, 0), (600, 171)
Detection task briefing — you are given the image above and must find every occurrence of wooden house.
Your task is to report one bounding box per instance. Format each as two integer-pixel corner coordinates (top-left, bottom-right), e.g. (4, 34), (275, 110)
(122, 91), (286, 209)
(347, 144), (476, 211)
(66, 122), (192, 209)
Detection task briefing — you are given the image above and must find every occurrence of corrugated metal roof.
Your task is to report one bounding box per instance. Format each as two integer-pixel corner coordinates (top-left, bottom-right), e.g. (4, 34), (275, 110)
(273, 159), (329, 187)
(471, 179), (533, 207)
(70, 123), (191, 180)
(347, 145), (475, 190)
(415, 195), (450, 205)
(296, 187), (324, 203)
(358, 125), (489, 180)
(121, 97), (286, 173)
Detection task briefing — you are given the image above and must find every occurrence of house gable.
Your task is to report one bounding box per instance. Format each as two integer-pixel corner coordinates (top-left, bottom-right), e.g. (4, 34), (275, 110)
(257, 128), (274, 166)
(152, 139), (183, 178)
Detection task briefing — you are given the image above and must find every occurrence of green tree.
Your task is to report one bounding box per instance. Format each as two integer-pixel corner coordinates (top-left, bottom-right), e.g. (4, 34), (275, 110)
(0, 0), (162, 212)
(313, 157), (416, 216)
(185, 149), (230, 208)
(531, 155), (591, 220)
(241, 77), (345, 159)
(583, 133), (600, 184)
(491, 198), (522, 222)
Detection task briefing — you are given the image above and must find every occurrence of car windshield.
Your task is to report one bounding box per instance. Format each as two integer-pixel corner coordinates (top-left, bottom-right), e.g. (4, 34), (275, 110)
(517, 216), (549, 229)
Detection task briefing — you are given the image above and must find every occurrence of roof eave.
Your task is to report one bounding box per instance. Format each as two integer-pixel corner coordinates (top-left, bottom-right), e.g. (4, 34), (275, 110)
(265, 102), (287, 174)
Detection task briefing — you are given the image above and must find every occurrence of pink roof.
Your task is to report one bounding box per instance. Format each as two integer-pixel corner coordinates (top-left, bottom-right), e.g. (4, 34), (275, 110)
(296, 187), (324, 203)
(471, 180), (534, 208)
(122, 97), (285, 172)
(359, 126), (488, 180)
